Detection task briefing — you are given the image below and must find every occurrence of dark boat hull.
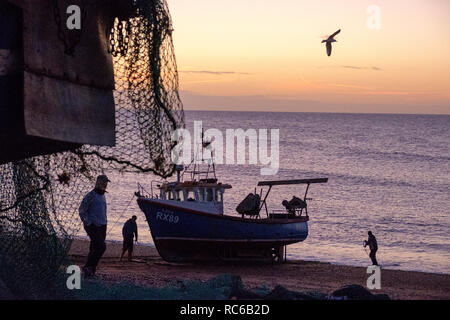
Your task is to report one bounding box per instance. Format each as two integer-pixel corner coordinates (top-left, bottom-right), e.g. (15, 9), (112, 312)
(137, 197), (309, 262)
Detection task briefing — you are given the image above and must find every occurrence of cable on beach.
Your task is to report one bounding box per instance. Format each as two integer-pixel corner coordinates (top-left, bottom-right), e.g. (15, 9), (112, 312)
(106, 193), (137, 238)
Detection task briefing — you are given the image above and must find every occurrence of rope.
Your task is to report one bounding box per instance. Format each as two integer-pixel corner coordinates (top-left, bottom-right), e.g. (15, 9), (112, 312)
(106, 193), (136, 238)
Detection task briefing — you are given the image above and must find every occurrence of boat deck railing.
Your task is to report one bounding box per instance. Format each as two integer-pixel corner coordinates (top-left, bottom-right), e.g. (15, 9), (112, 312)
(136, 181), (165, 199)
(269, 208), (307, 219)
(136, 183), (152, 198)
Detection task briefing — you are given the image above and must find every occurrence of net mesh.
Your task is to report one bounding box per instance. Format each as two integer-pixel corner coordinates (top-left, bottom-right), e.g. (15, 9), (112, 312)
(0, 0), (184, 299)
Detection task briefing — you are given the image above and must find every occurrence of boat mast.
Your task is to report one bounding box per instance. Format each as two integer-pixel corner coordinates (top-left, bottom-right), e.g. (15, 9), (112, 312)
(185, 129), (217, 181)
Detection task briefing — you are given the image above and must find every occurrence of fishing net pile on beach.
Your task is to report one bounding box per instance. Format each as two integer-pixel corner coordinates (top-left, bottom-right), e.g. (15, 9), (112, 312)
(44, 273), (389, 300)
(0, 0), (183, 299)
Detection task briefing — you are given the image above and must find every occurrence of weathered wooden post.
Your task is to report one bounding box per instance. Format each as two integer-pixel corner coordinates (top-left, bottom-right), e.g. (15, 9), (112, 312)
(0, 0), (137, 164)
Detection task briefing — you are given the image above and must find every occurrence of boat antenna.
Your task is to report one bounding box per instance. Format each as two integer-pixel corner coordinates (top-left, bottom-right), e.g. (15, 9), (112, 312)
(176, 165), (184, 182)
(186, 128), (217, 181)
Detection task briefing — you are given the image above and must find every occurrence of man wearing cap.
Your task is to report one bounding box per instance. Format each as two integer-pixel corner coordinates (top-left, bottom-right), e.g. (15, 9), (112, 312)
(78, 174), (110, 277)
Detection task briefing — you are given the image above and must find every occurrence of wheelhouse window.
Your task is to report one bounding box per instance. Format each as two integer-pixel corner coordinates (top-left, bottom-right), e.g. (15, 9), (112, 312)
(185, 189), (195, 201)
(176, 190), (184, 201)
(167, 189), (176, 200)
(197, 188), (205, 202)
(206, 188), (213, 202)
(214, 189), (223, 202)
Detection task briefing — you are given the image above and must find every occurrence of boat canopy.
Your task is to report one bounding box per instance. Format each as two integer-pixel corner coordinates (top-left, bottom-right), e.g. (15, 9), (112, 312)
(257, 178), (328, 186)
(255, 178), (328, 218)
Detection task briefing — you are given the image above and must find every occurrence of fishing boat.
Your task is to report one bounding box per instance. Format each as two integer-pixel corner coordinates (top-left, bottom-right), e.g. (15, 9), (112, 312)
(136, 138), (328, 262)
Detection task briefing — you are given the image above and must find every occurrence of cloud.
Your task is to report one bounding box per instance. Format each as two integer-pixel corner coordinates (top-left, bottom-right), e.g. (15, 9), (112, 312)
(179, 70), (252, 75)
(180, 90), (317, 110)
(339, 65), (383, 71)
(364, 91), (410, 95)
(328, 83), (375, 90)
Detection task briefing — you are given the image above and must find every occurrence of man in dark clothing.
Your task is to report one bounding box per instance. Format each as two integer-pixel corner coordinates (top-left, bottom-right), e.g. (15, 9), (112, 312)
(79, 174), (110, 277)
(364, 231), (378, 266)
(120, 215), (138, 262)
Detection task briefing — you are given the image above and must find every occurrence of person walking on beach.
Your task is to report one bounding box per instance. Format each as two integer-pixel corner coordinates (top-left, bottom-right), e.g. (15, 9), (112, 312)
(364, 231), (378, 266)
(78, 174), (110, 277)
(120, 215), (138, 262)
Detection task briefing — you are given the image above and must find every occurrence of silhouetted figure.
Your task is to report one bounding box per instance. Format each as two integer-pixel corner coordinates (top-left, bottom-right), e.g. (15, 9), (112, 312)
(364, 231), (378, 265)
(79, 175), (110, 277)
(120, 215), (138, 262)
(282, 196), (307, 215)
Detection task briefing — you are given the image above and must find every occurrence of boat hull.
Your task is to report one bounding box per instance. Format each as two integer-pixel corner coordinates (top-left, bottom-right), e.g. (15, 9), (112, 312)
(137, 197), (309, 262)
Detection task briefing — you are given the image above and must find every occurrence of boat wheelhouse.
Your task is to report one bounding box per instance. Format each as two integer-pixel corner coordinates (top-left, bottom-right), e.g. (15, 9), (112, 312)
(156, 178), (232, 215)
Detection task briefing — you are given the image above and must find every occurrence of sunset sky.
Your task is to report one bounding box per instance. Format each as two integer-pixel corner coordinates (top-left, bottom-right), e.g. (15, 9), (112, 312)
(169, 0), (450, 114)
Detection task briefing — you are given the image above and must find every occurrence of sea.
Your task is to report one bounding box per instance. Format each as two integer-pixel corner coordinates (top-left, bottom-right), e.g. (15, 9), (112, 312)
(76, 111), (450, 275)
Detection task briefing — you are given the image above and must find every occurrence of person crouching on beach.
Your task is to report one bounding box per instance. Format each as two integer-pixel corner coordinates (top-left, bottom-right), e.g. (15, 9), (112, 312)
(120, 215), (138, 262)
(78, 174), (110, 277)
(364, 231), (378, 266)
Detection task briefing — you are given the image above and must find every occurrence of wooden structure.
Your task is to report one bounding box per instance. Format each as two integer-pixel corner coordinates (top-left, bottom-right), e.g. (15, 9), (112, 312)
(0, 0), (135, 163)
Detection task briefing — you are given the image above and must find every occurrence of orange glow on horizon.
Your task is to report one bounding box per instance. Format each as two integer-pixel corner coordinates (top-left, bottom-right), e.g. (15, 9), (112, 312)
(169, 0), (450, 114)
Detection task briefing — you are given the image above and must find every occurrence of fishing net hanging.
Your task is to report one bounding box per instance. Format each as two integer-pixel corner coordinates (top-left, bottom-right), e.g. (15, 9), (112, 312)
(83, 0), (184, 176)
(0, 0), (184, 298)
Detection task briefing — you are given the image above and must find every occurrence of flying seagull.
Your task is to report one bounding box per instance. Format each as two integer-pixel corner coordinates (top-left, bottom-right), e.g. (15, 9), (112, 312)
(322, 29), (341, 56)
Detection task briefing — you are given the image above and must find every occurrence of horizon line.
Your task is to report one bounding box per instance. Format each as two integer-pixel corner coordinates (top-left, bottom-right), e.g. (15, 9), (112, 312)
(182, 107), (450, 116)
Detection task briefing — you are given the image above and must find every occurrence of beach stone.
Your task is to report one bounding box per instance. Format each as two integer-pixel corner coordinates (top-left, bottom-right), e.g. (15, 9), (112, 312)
(331, 284), (390, 300)
(264, 285), (318, 300)
(253, 284), (272, 297)
(209, 274), (265, 299)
